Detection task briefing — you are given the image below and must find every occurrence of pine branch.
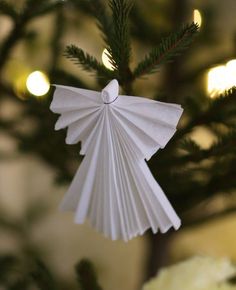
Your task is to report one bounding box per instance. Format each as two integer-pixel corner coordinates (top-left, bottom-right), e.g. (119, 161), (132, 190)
(133, 22), (199, 78)
(23, 0), (50, 14)
(30, 1), (63, 19)
(8, 278), (30, 290)
(50, 6), (64, 72)
(179, 53), (236, 85)
(87, 0), (112, 45)
(68, 0), (116, 82)
(50, 68), (89, 87)
(167, 88), (236, 148)
(87, 0), (133, 91)
(0, 0), (63, 72)
(0, 0), (18, 19)
(70, 0), (111, 41)
(172, 156), (236, 212)
(75, 259), (103, 290)
(177, 131), (236, 165)
(179, 138), (202, 154)
(23, 0), (63, 19)
(130, 3), (164, 45)
(30, 260), (58, 290)
(209, 130), (236, 154)
(64, 45), (114, 79)
(182, 93), (208, 116)
(106, 0), (133, 82)
(0, 23), (25, 71)
(0, 255), (19, 283)
(206, 87), (236, 118)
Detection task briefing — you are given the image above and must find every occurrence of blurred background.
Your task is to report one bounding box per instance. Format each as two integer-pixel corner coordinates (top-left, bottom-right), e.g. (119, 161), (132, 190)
(0, 0), (236, 290)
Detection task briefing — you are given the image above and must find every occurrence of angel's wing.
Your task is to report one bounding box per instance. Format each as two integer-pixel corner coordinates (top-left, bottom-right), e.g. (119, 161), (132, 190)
(50, 85), (103, 151)
(112, 95), (183, 160)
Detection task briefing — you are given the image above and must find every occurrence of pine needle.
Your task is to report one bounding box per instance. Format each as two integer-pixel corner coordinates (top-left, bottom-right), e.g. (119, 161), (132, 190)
(133, 22), (199, 78)
(64, 45), (113, 79)
(107, 0), (133, 74)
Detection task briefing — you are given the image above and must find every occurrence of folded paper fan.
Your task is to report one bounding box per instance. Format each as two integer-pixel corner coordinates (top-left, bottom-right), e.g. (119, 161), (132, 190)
(50, 79), (183, 241)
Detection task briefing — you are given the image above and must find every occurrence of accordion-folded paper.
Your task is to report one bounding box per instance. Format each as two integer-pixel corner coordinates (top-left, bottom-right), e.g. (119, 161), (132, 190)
(50, 79), (183, 241)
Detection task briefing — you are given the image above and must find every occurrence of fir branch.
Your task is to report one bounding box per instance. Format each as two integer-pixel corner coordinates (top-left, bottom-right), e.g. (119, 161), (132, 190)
(0, 255), (19, 282)
(0, 0), (18, 19)
(23, 0), (63, 20)
(206, 87), (236, 114)
(0, 0), (63, 71)
(64, 45), (114, 79)
(172, 155), (236, 212)
(0, 23), (25, 71)
(30, 2), (63, 19)
(66, 0), (133, 91)
(209, 130), (236, 155)
(107, 0), (133, 78)
(75, 259), (103, 290)
(8, 278), (30, 290)
(179, 138), (202, 154)
(169, 88), (236, 146)
(30, 260), (58, 290)
(173, 130), (236, 166)
(23, 0), (49, 13)
(87, 0), (112, 44)
(50, 6), (64, 72)
(50, 68), (88, 87)
(130, 2), (165, 45)
(133, 22), (199, 78)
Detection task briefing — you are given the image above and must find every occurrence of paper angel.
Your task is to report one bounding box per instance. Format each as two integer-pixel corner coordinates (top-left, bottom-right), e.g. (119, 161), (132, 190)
(50, 79), (183, 241)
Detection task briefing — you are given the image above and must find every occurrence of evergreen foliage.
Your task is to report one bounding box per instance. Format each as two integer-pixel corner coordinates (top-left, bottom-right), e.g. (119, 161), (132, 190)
(76, 259), (103, 290)
(30, 260), (58, 290)
(0, 0), (236, 289)
(0, 0), (18, 19)
(0, 255), (99, 290)
(65, 45), (114, 79)
(133, 23), (199, 78)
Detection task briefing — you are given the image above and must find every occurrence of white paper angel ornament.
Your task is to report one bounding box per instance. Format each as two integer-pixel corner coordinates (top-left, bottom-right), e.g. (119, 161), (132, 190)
(50, 79), (183, 241)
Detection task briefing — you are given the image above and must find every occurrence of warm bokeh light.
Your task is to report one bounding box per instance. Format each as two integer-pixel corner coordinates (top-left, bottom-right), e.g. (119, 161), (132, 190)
(207, 65), (228, 98)
(193, 9), (202, 27)
(26, 71), (50, 96)
(226, 59), (236, 88)
(102, 48), (114, 71)
(207, 59), (236, 98)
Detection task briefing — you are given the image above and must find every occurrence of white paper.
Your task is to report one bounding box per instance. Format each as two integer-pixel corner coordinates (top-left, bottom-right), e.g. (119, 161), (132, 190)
(50, 79), (183, 241)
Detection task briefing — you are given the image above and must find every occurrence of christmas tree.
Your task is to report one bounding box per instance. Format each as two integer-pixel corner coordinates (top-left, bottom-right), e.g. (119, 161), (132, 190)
(0, 0), (236, 289)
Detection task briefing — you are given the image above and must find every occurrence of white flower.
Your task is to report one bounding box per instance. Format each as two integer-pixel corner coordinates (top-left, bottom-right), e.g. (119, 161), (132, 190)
(143, 256), (236, 290)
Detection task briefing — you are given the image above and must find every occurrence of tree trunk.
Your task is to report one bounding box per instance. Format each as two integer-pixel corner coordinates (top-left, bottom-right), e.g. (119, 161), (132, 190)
(144, 0), (188, 283)
(144, 231), (174, 281)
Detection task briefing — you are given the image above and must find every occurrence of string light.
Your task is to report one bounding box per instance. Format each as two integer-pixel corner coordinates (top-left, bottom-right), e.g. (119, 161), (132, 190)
(207, 66), (228, 98)
(225, 59), (236, 88)
(193, 9), (202, 28)
(207, 59), (236, 98)
(102, 49), (114, 71)
(26, 71), (50, 97)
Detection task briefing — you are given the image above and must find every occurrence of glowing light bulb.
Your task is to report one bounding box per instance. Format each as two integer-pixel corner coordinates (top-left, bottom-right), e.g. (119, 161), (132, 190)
(193, 9), (202, 27)
(226, 59), (236, 88)
(102, 49), (114, 71)
(207, 65), (228, 98)
(207, 59), (236, 98)
(26, 71), (50, 96)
